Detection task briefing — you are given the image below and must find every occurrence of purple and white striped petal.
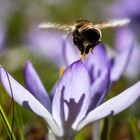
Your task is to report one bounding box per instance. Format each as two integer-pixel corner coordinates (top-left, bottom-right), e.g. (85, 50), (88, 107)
(24, 61), (51, 111)
(52, 61), (91, 130)
(89, 68), (110, 110)
(81, 44), (111, 111)
(0, 66), (62, 136)
(77, 81), (140, 130)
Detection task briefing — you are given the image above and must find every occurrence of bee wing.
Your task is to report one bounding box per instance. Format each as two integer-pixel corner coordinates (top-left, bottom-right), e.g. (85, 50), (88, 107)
(38, 22), (74, 33)
(95, 18), (130, 29)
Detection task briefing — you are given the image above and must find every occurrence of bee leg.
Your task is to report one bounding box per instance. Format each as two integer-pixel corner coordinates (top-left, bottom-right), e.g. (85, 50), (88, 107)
(65, 32), (72, 39)
(88, 40), (101, 54)
(90, 48), (94, 54)
(80, 52), (86, 60)
(85, 45), (93, 54)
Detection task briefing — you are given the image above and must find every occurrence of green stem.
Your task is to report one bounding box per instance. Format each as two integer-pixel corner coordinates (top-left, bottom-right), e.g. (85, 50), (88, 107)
(92, 121), (100, 140)
(0, 105), (16, 140)
(101, 117), (111, 140)
(128, 117), (140, 140)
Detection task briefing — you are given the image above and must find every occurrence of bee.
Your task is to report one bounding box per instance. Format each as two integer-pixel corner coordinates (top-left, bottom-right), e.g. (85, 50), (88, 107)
(38, 18), (130, 59)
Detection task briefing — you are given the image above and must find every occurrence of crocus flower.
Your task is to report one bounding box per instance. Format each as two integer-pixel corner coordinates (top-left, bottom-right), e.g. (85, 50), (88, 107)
(105, 0), (140, 80)
(63, 41), (133, 83)
(1, 60), (140, 140)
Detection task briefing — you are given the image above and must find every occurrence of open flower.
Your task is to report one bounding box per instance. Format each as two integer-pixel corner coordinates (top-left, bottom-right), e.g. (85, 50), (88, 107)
(0, 60), (140, 140)
(64, 42), (133, 83)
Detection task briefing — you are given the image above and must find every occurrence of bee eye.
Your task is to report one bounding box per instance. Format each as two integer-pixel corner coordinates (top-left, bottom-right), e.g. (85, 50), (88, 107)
(81, 28), (101, 43)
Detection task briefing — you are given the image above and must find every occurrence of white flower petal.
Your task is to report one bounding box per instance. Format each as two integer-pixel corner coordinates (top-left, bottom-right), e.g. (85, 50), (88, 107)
(0, 66), (63, 136)
(77, 81), (140, 130)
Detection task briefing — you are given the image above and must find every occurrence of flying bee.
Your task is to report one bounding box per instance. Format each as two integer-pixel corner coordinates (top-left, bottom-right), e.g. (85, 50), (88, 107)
(38, 18), (130, 59)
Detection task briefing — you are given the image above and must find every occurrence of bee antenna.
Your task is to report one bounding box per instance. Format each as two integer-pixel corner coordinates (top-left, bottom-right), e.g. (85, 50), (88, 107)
(4, 69), (15, 131)
(65, 32), (72, 40)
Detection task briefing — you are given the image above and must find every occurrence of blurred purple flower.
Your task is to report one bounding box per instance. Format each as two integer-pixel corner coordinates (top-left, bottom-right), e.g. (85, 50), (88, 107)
(27, 25), (73, 68)
(115, 27), (140, 80)
(106, 0), (140, 80)
(110, 0), (140, 18)
(107, 0), (140, 41)
(1, 59), (140, 140)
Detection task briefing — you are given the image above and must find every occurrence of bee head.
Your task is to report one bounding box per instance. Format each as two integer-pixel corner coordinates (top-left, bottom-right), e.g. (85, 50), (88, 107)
(81, 26), (102, 44)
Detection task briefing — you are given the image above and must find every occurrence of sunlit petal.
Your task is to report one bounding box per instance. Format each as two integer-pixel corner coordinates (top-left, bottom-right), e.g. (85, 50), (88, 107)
(52, 61), (91, 129)
(111, 45), (133, 82)
(0, 66), (62, 136)
(24, 61), (51, 111)
(77, 81), (140, 130)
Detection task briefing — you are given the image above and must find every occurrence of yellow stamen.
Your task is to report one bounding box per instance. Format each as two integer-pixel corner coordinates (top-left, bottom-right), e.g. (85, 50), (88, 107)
(59, 66), (65, 78)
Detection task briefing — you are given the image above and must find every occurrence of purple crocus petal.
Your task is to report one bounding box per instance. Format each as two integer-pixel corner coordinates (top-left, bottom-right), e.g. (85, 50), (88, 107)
(50, 80), (59, 100)
(77, 81), (140, 130)
(0, 66), (62, 136)
(115, 27), (135, 51)
(24, 61), (51, 112)
(52, 61), (91, 130)
(62, 37), (80, 66)
(85, 44), (109, 69)
(111, 27), (134, 82)
(89, 68), (110, 110)
(124, 45), (140, 79)
(85, 44), (110, 80)
(83, 44), (110, 110)
(27, 26), (66, 68)
(110, 0), (140, 18)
